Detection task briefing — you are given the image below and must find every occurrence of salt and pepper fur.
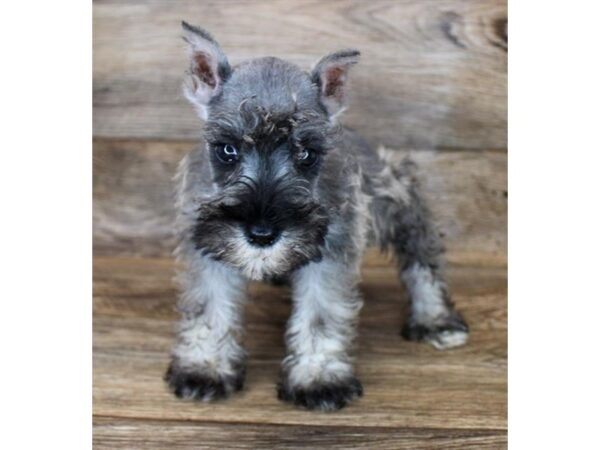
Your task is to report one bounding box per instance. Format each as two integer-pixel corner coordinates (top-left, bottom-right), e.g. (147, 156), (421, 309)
(165, 22), (469, 411)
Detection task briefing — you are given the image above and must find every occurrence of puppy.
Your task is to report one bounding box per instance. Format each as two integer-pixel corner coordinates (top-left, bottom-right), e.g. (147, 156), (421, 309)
(165, 22), (468, 411)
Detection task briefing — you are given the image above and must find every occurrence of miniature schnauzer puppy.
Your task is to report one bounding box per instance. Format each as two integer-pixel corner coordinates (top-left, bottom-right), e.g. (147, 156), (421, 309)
(165, 22), (469, 411)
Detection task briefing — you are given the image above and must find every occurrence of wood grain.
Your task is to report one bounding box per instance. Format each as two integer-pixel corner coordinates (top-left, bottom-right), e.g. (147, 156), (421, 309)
(93, 0), (507, 150)
(93, 139), (507, 257)
(93, 255), (506, 435)
(93, 2), (507, 445)
(93, 417), (507, 449)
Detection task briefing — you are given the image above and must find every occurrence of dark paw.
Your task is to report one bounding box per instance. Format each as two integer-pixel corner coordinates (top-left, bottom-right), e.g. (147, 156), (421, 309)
(401, 312), (469, 350)
(164, 362), (244, 401)
(265, 274), (290, 286)
(277, 377), (363, 411)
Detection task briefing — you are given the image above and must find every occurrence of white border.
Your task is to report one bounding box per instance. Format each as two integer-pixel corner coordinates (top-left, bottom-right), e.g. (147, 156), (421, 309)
(0, 0), (91, 448)
(510, 0), (600, 448)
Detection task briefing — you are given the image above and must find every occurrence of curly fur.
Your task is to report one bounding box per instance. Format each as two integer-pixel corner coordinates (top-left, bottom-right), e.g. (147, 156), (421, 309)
(165, 22), (469, 411)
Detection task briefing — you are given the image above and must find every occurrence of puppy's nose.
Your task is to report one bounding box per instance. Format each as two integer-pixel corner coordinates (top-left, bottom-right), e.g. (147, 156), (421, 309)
(246, 223), (279, 247)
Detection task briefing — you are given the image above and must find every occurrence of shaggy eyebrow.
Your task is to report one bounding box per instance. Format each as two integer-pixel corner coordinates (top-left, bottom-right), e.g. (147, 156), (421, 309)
(292, 127), (329, 152)
(203, 122), (243, 145)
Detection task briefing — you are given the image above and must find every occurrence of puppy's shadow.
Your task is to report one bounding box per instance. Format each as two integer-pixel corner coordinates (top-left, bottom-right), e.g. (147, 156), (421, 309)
(358, 276), (407, 354)
(243, 267), (407, 361)
(245, 281), (292, 360)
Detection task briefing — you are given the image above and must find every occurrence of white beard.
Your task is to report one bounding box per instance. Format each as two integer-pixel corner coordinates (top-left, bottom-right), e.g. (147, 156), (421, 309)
(226, 229), (295, 280)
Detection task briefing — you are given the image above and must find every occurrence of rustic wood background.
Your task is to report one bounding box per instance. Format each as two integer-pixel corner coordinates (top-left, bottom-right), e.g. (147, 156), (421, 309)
(93, 0), (507, 448)
(94, 0), (506, 150)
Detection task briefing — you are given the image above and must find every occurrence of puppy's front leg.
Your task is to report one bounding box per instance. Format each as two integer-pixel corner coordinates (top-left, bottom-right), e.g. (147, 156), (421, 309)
(278, 259), (364, 411)
(165, 256), (247, 401)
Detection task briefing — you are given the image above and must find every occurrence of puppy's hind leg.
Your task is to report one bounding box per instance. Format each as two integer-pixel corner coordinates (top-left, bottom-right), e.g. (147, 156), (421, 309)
(371, 155), (469, 350)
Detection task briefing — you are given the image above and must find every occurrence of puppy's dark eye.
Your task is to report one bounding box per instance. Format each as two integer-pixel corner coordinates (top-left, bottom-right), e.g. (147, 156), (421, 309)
(214, 144), (239, 165)
(295, 149), (319, 168)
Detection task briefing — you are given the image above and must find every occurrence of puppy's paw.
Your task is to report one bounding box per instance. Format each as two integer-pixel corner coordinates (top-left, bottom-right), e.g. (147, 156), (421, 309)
(402, 312), (469, 350)
(164, 362), (244, 401)
(277, 377), (363, 411)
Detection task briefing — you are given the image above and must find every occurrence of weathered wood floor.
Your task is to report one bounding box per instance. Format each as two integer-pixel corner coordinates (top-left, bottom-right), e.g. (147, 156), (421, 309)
(93, 251), (507, 448)
(93, 1), (507, 445)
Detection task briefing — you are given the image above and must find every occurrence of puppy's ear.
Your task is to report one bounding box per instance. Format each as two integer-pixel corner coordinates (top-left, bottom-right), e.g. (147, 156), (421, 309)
(311, 49), (360, 118)
(181, 21), (232, 120)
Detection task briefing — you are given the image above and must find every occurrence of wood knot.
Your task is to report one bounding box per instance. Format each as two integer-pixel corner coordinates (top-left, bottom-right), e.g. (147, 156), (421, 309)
(440, 12), (466, 49)
(490, 17), (508, 52)
(494, 17), (508, 44)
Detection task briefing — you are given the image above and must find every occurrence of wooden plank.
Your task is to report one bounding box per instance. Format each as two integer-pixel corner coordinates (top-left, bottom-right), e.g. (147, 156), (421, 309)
(93, 139), (507, 257)
(93, 0), (507, 150)
(93, 139), (189, 257)
(93, 256), (507, 364)
(93, 256), (506, 430)
(93, 416), (507, 449)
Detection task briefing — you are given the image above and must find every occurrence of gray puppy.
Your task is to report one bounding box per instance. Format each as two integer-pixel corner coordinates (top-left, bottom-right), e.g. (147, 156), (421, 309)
(165, 22), (469, 411)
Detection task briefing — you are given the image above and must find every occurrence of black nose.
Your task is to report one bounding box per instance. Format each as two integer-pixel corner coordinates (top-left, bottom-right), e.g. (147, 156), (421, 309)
(246, 223), (279, 247)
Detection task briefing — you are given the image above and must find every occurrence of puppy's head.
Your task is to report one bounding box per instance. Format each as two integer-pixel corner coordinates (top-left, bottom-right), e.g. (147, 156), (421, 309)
(181, 22), (359, 280)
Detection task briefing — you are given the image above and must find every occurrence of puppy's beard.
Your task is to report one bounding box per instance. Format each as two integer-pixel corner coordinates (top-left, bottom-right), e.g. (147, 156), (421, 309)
(226, 229), (294, 281)
(193, 219), (327, 280)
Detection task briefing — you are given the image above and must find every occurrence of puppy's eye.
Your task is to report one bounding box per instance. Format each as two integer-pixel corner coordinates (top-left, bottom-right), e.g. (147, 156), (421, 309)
(214, 144), (239, 165)
(296, 149), (319, 168)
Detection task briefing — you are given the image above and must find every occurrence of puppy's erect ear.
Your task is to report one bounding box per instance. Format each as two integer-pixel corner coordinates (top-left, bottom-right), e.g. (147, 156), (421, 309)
(181, 21), (232, 120)
(311, 49), (360, 118)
